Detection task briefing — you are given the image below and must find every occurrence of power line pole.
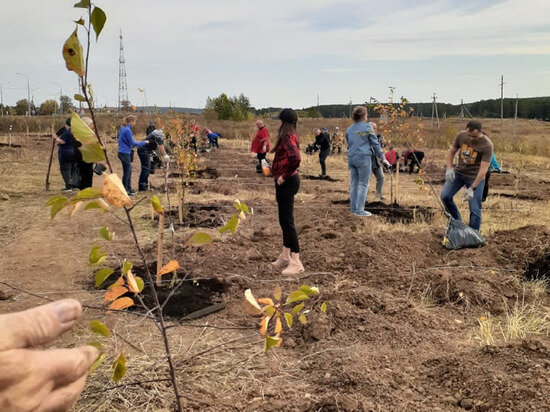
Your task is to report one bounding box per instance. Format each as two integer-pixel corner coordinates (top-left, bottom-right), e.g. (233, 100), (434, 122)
(0, 82), (9, 117)
(17, 73), (31, 116)
(431, 93), (440, 128)
(500, 75), (504, 126)
(459, 99), (464, 118)
(52, 82), (62, 115)
(388, 86), (396, 103)
(118, 30), (129, 112)
(513, 93), (519, 137)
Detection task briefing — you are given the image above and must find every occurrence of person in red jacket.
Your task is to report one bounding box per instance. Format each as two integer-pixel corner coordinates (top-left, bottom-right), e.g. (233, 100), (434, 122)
(270, 109), (304, 275)
(251, 120), (270, 173)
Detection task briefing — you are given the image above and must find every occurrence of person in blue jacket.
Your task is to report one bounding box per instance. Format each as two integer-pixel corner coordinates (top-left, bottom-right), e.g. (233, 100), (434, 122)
(482, 152), (501, 202)
(117, 115), (148, 195)
(345, 106), (383, 216)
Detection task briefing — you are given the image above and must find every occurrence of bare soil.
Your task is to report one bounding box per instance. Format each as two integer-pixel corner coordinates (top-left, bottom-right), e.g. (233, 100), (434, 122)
(0, 134), (549, 411)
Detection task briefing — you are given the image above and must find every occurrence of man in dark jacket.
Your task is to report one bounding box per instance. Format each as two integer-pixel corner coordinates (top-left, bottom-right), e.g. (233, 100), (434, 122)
(314, 128), (331, 177)
(53, 118), (75, 191)
(138, 129), (170, 191)
(146, 121), (156, 136)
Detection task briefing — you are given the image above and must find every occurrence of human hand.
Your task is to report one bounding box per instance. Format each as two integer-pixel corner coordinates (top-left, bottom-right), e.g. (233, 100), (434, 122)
(277, 176), (285, 186)
(262, 145), (267, 153)
(0, 299), (98, 412)
(445, 168), (455, 182)
(382, 159), (391, 168)
(163, 154), (170, 163)
(463, 187), (474, 202)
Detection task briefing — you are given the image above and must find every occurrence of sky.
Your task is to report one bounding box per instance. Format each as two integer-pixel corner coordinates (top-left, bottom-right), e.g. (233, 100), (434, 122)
(0, 0), (549, 109)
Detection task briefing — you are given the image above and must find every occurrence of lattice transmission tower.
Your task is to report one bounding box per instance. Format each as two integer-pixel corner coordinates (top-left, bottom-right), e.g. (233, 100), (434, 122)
(118, 30), (129, 111)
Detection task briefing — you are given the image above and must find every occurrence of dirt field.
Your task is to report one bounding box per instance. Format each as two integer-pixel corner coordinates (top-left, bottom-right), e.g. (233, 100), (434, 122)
(1, 126), (549, 411)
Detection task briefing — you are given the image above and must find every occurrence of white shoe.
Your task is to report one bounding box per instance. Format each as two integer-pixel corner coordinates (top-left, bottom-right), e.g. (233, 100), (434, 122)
(281, 258), (304, 275)
(271, 255), (290, 269)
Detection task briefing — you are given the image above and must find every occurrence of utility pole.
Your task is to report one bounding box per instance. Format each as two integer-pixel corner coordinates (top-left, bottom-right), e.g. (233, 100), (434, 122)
(118, 30), (129, 111)
(17, 72), (31, 116)
(52, 82), (63, 115)
(138, 88), (149, 114)
(500, 75), (504, 126)
(431, 93), (440, 128)
(388, 86), (396, 103)
(513, 93), (519, 137)
(0, 82), (9, 117)
(459, 99), (464, 118)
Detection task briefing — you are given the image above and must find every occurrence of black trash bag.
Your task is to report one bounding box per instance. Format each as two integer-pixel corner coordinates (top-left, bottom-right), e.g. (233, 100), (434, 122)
(93, 163), (107, 175)
(442, 217), (486, 250)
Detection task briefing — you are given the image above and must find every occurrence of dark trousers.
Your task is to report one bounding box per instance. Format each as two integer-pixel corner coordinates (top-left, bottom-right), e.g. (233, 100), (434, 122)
(482, 171), (491, 202)
(77, 160), (93, 189)
(319, 148), (330, 176)
(408, 151), (424, 174)
(276, 174), (300, 253)
(59, 161), (74, 188)
(138, 149), (151, 191)
(256, 152), (266, 173)
(118, 152), (133, 193)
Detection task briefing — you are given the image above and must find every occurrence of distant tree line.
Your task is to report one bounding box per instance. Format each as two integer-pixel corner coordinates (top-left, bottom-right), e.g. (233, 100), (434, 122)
(0, 96), (74, 116)
(205, 93), (254, 121)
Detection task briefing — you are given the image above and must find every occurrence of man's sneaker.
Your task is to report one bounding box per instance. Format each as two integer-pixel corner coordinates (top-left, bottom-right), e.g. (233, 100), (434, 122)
(61, 187), (72, 192)
(353, 211), (373, 217)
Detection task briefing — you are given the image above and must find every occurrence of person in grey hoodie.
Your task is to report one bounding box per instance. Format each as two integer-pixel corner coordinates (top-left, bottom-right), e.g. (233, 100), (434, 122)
(345, 106), (383, 216)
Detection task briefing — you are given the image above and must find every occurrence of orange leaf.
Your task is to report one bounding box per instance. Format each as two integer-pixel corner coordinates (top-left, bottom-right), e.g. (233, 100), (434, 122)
(258, 298), (274, 306)
(126, 270), (139, 293)
(104, 286), (128, 302)
(156, 260), (180, 279)
(108, 277), (124, 290)
(275, 317), (283, 334)
(108, 297), (134, 310)
(260, 316), (271, 336)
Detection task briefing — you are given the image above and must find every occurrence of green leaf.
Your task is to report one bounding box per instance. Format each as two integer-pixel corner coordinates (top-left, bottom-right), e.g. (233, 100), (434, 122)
(291, 303), (305, 315)
(89, 246), (107, 266)
(284, 312), (293, 328)
(320, 301), (327, 312)
(74, 18), (85, 25)
(88, 341), (104, 351)
(264, 335), (280, 352)
(45, 195), (68, 219)
(285, 291), (309, 305)
(84, 201), (101, 210)
(90, 6), (107, 40)
(74, 0), (90, 8)
(98, 226), (113, 241)
(299, 285), (320, 297)
(89, 353), (106, 374)
(112, 352), (127, 382)
(89, 320), (110, 337)
(72, 187), (103, 201)
(94, 267), (114, 287)
(134, 276), (145, 293)
(264, 306), (276, 317)
(79, 142), (105, 163)
(122, 260), (133, 275)
(74, 94), (86, 102)
(299, 313), (307, 325)
(219, 214), (240, 234)
(151, 195), (163, 213)
(188, 232), (213, 246)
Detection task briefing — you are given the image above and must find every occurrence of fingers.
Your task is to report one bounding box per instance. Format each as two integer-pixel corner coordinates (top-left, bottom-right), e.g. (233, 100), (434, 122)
(0, 299), (82, 351)
(36, 374), (88, 412)
(42, 346), (98, 388)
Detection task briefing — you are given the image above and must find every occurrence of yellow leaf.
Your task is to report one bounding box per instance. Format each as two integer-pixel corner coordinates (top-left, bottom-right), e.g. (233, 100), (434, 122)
(70, 111), (97, 145)
(156, 260), (180, 279)
(62, 29), (85, 77)
(89, 320), (110, 337)
(291, 303), (305, 315)
(479, 316), (487, 322)
(108, 297), (134, 310)
(299, 313), (307, 325)
(260, 316), (271, 336)
(151, 195), (163, 214)
(112, 351), (127, 382)
(258, 298), (274, 306)
(89, 353), (106, 374)
(273, 285), (282, 301)
(126, 270), (141, 293)
(263, 305), (276, 317)
(320, 301), (327, 312)
(244, 289), (262, 315)
(275, 317), (282, 334)
(264, 335), (280, 352)
(103, 174), (132, 208)
(104, 286), (128, 302)
(284, 312), (293, 328)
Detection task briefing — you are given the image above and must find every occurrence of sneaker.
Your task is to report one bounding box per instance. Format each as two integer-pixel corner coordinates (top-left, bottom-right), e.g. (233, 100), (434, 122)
(61, 187), (72, 192)
(271, 255), (290, 269)
(378, 194), (386, 201)
(353, 211), (373, 217)
(281, 258), (305, 276)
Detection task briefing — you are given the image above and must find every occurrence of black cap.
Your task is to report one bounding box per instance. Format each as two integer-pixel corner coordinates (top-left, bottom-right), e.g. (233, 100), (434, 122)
(278, 108), (297, 124)
(65, 118), (71, 126)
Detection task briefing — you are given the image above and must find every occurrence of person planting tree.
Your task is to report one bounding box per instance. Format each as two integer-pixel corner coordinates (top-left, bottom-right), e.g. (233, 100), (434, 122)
(270, 108), (304, 275)
(314, 128), (331, 177)
(251, 120), (270, 173)
(52, 118), (75, 192)
(441, 120), (493, 231)
(137, 129), (170, 191)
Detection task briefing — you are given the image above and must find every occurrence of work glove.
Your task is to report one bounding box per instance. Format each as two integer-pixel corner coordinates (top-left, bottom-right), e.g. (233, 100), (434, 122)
(163, 154), (170, 163)
(463, 186), (474, 202)
(382, 159), (391, 168)
(445, 168), (455, 182)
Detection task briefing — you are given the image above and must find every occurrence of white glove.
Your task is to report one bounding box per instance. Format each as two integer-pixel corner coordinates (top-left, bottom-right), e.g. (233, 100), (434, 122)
(163, 154), (170, 163)
(382, 159), (391, 168)
(463, 187), (474, 202)
(445, 168), (455, 182)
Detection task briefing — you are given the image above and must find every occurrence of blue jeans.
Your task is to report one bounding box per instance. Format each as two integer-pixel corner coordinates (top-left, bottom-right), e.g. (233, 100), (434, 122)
(348, 155), (371, 213)
(441, 172), (485, 230)
(372, 163), (384, 196)
(118, 152), (133, 193)
(137, 148), (151, 191)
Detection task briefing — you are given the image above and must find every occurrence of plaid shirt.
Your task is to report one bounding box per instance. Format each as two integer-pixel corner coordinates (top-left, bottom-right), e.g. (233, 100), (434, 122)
(271, 134), (301, 180)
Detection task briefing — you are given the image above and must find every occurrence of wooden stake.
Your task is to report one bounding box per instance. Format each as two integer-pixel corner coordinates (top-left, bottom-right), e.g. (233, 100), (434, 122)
(394, 160), (400, 205)
(156, 212), (165, 286)
(177, 184), (183, 224)
(150, 204), (156, 221)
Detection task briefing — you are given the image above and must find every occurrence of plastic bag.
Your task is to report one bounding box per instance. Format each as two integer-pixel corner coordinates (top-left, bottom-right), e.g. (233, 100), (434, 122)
(261, 159), (272, 177)
(442, 217), (486, 250)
